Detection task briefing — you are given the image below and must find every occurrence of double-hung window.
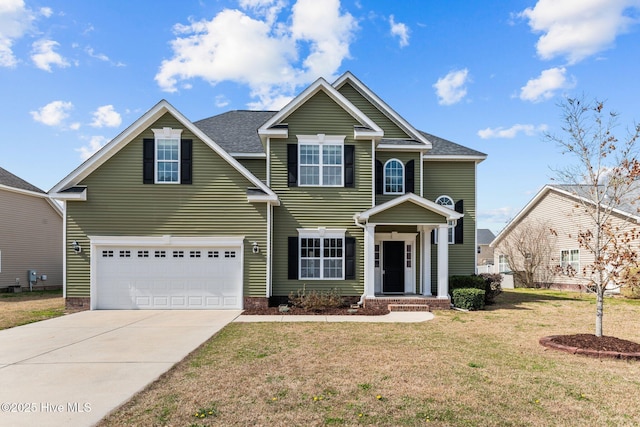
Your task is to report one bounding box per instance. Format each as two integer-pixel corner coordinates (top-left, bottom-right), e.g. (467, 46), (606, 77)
(498, 254), (509, 273)
(560, 249), (579, 272)
(435, 195), (455, 244)
(299, 229), (345, 279)
(298, 135), (344, 186)
(153, 128), (182, 184)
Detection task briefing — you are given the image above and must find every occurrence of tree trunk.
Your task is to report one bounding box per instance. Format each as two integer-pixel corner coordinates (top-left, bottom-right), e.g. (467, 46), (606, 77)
(595, 292), (604, 337)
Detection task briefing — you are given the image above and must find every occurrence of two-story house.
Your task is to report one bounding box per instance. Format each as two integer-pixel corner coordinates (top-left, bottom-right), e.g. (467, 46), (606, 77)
(50, 72), (486, 311)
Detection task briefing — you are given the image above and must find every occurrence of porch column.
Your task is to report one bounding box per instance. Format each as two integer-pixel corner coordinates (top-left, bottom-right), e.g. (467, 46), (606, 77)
(420, 226), (432, 296)
(437, 223), (449, 299)
(364, 223), (376, 298)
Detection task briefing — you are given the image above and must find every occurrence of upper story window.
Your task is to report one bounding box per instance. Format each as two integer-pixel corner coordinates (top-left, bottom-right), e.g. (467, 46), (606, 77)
(297, 134), (345, 187)
(144, 128), (192, 185)
(153, 128), (182, 183)
(436, 195), (455, 244)
(384, 159), (404, 194)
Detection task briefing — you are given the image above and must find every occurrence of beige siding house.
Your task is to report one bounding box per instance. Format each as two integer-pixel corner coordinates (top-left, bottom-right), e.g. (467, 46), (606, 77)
(492, 185), (639, 290)
(50, 72), (486, 310)
(0, 167), (63, 290)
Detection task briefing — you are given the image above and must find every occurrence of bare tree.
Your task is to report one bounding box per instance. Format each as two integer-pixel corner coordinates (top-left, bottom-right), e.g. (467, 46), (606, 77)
(496, 219), (556, 288)
(546, 97), (640, 337)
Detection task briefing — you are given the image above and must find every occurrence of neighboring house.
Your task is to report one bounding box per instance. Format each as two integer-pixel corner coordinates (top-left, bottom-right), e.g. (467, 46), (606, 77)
(491, 184), (640, 290)
(0, 167), (63, 290)
(476, 228), (495, 273)
(50, 72), (486, 310)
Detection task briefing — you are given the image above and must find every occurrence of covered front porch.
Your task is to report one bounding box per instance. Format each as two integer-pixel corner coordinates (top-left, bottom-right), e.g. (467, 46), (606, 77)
(354, 193), (463, 310)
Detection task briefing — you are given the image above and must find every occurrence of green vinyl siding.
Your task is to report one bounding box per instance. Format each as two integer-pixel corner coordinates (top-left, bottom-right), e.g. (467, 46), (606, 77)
(369, 202), (447, 224)
(338, 82), (409, 138)
(270, 90), (373, 296)
(238, 158), (266, 182)
(66, 112), (268, 298)
(375, 152), (421, 205)
(424, 161), (477, 292)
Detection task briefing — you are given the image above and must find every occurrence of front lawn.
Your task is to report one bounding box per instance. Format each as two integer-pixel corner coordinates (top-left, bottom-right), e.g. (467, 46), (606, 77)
(0, 290), (65, 330)
(98, 289), (640, 426)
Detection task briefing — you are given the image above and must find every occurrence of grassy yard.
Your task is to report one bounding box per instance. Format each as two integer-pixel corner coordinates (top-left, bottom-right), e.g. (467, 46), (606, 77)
(0, 290), (65, 330)
(99, 289), (640, 427)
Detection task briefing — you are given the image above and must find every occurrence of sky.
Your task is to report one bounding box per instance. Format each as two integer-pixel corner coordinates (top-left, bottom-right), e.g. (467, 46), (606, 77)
(1, 0), (640, 234)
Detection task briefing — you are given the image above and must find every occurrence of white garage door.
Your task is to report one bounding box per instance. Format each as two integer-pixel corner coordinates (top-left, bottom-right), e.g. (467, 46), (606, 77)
(95, 243), (243, 309)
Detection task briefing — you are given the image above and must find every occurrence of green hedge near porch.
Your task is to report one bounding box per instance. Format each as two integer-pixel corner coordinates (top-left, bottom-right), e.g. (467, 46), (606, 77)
(450, 274), (503, 306)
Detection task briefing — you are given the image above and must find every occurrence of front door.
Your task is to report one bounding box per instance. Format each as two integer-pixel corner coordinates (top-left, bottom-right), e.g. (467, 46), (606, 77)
(383, 241), (404, 293)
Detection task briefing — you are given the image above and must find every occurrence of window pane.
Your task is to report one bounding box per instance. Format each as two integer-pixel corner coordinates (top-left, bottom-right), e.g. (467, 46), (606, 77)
(384, 160), (404, 193)
(300, 166), (319, 185)
(300, 145), (319, 165)
(323, 165), (342, 185)
(156, 138), (179, 182)
(323, 145), (342, 165)
(301, 259), (321, 278)
(323, 259), (343, 278)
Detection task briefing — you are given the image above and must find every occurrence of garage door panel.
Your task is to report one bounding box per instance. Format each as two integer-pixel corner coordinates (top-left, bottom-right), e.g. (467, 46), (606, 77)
(96, 243), (243, 309)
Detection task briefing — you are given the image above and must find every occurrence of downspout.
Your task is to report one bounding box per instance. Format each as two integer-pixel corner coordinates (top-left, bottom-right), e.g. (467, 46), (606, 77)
(353, 214), (367, 306)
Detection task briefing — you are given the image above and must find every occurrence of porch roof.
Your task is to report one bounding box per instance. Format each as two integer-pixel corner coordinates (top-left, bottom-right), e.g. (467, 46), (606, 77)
(354, 193), (463, 224)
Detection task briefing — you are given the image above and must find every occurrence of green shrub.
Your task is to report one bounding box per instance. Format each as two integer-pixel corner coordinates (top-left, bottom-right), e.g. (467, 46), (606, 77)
(450, 274), (502, 305)
(452, 288), (485, 311)
(288, 287), (344, 311)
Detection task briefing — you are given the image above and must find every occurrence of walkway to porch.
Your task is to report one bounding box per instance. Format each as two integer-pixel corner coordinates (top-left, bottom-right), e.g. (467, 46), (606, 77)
(364, 295), (451, 312)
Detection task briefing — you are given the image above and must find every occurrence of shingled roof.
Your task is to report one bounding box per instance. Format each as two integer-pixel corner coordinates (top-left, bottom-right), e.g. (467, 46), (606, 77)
(194, 110), (276, 155)
(194, 110), (486, 160)
(0, 166), (44, 193)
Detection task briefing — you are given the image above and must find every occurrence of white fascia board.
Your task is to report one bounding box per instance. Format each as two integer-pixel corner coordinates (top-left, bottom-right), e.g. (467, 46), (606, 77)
(377, 144), (431, 151)
(356, 193), (462, 222)
(258, 77), (383, 139)
(354, 129), (384, 140)
(49, 100), (278, 200)
(259, 127), (288, 139)
(333, 72), (431, 147)
(423, 154), (488, 163)
(247, 193), (281, 206)
(49, 190), (87, 202)
(230, 152), (267, 159)
(89, 235), (245, 247)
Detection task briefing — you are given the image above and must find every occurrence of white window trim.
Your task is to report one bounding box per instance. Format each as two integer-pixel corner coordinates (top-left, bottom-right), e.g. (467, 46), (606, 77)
(434, 195), (455, 244)
(383, 158), (404, 195)
(498, 254), (509, 273)
(560, 249), (580, 272)
(298, 227), (346, 280)
(152, 127), (183, 184)
(297, 134), (345, 187)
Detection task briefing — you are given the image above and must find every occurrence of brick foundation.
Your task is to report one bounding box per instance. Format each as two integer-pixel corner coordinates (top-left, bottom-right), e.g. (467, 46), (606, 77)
(244, 297), (269, 310)
(65, 297), (90, 311)
(364, 296), (451, 311)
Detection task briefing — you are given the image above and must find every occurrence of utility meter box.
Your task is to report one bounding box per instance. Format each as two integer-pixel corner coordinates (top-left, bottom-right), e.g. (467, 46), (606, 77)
(28, 270), (38, 283)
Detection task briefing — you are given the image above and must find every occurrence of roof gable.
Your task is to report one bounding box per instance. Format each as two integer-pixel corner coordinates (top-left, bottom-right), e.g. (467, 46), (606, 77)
(355, 193), (463, 223)
(258, 77), (383, 141)
(50, 100), (277, 201)
(0, 167), (43, 193)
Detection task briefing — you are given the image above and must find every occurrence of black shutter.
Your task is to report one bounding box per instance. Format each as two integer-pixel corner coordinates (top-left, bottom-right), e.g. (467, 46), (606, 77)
(180, 139), (192, 184)
(454, 200), (464, 244)
(288, 236), (299, 279)
(405, 160), (415, 194)
(287, 144), (298, 187)
(375, 159), (383, 194)
(431, 229), (436, 244)
(143, 138), (154, 184)
(344, 145), (355, 188)
(345, 237), (355, 279)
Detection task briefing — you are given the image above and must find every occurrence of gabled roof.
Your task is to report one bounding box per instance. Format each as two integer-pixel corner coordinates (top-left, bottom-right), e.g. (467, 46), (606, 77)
(354, 192), (463, 223)
(258, 76), (384, 141)
(0, 166), (44, 193)
(49, 100), (278, 204)
(491, 184), (640, 248)
(333, 71), (432, 149)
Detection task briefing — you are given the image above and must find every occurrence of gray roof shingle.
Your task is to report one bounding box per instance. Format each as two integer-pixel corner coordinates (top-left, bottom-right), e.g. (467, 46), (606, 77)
(0, 167), (43, 193)
(420, 131), (487, 158)
(477, 228), (496, 245)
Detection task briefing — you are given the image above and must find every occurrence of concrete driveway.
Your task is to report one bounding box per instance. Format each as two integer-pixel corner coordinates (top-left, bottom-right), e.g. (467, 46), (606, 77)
(0, 310), (241, 427)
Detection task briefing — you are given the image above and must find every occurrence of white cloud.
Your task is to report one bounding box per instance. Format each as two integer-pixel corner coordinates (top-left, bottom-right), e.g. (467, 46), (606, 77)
(389, 15), (410, 47)
(520, 0), (640, 64)
(39, 7), (53, 18)
(214, 95), (230, 108)
(433, 69), (470, 105)
(90, 105), (122, 128)
(76, 136), (108, 161)
(477, 123), (549, 139)
(30, 100), (73, 126)
(519, 67), (575, 102)
(31, 39), (69, 72)
(155, 0), (358, 109)
(0, 0), (36, 67)
(85, 46), (109, 62)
